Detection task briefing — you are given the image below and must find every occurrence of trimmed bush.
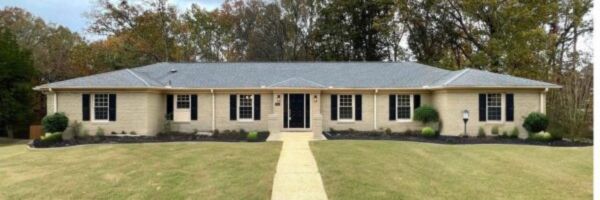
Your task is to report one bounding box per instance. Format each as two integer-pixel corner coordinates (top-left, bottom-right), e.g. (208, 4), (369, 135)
(247, 131), (258, 142)
(529, 131), (553, 142)
(41, 113), (69, 133)
(510, 127), (520, 139)
(421, 127), (435, 138)
(477, 127), (486, 138)
(491, 126), (500, 135)
(523, 112), (549, 133)
(414, 105), (439, 123)
(41, 132), (62, 143)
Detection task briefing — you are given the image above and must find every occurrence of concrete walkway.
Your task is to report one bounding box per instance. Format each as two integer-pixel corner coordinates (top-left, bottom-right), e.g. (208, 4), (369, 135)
(271, 132), (328, 200)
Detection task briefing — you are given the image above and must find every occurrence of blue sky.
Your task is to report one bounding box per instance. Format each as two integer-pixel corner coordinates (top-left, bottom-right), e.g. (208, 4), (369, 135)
(0, 0), (223, 40)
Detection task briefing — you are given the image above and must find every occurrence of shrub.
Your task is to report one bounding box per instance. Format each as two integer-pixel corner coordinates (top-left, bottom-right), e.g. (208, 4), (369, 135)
(501, 131), (508, 138)
(491, 126), (499, 135)
(62, 121), (82, 140)
(529, 131), (553, 142)
(41, 113), (69, 133)
(384, 128), (392, 135)
(111, 131), (117, 135)
(414, 105), (439, 123)
(121, 131), (127, 135)
(421, 127), (435, 138)
(129, 131), (137, 135)
(510, 127), (520, 139)
(247, 131), (258, 142)
(257, 131), (270, 141)
(212, 129), (220, 137)
(41, 132), (63, 143)
(477, 127), (486, 138)
(96, 127), (105, 137)
(523, 112), (549, 133)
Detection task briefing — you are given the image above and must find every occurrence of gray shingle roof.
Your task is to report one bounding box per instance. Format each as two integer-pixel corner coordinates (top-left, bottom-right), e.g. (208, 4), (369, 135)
(35, 62), (560, 90)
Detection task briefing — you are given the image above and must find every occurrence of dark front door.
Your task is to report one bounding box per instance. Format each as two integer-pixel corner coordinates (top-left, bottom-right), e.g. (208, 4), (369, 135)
(284, 94), (310, 128)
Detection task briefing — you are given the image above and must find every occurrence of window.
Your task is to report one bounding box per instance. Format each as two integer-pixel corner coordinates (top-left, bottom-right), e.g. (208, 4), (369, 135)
(338, 95), (353, 120)
(93, 94), (109, 121)
(238, 95), (253, 120)
(487, 93), (502, 121)
(176, 95), (190, 109)
(397, 95), (411, 120)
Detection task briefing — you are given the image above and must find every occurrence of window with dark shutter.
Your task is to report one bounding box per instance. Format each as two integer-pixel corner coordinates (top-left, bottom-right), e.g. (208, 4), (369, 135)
(230, 94), (237, 120)
(109, 94), (116, 121)
(82, 94), (90, 121)
(389, 95), (396, 120)
(479, 94), (486, 121)
(284, 94), (289, 128)
(330, 94), (338, 120)
(355, 95), (362, 121)
(254, 94), (261, 120)
(506, 93), (514, 121)
(414, 94), (421, 109)
(166, 95), (174, 120)
(191, 95), (198, 120)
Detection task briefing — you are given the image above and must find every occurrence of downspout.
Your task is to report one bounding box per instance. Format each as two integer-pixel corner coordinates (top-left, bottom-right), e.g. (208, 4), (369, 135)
(211, 89), (215, 131)
(374, 89), (378, 130)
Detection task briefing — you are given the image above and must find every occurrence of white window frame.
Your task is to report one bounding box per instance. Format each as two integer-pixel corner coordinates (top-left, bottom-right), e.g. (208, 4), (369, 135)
(396, 94), (413, 122)
(486, 93), (503, 122)
(176, 94), (191, 110)
(92, 93), (110, 123)
(337, 94), (355, 122)
(237, 94), (254, 121)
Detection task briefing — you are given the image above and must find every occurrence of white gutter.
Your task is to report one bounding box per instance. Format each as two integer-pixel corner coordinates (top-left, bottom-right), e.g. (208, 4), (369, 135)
(211, 89), (215, 131)
(374, 89), (378, 130)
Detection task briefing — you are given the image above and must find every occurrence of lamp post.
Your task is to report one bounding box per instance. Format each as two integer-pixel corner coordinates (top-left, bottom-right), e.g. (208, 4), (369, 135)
(462, 110), (469, 137)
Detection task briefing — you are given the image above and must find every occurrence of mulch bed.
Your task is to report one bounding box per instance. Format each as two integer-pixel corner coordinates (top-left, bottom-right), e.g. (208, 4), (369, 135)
(30, 132), (270, 148)
(323, 131), (592, 147)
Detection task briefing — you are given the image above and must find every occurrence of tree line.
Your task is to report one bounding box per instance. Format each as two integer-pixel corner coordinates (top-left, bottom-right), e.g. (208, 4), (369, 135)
(0, 0), (592, 139)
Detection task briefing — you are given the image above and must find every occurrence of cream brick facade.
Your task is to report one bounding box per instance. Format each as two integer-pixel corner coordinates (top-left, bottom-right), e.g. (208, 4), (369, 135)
(46, 88), (546, 138)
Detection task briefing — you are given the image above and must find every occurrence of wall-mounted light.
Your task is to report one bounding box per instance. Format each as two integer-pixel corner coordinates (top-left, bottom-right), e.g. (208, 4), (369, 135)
(276, 95), (281, 104)
(462, 110), (469, 137)
(313, 95), (318, 102)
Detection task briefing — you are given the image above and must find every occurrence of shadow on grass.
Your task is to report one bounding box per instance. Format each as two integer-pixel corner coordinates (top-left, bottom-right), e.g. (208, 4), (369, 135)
(0, 137), (29, 147)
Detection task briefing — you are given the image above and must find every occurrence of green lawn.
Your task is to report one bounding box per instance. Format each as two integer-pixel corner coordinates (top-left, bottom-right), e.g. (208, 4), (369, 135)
(0, 138), (281, 199)
(311, 140), (592, 200)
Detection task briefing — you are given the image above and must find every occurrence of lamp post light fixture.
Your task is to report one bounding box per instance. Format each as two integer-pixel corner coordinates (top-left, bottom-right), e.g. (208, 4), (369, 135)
(462, 110), (469, 137)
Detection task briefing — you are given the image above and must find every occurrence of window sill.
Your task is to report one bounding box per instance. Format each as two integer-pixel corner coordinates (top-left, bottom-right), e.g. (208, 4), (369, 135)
(485, 120), (505, 124)
(237, 119), (255, 122)
(395, 120), (413, 123)
(91, 120), (110, 124)
(337, 120), (355, 124)
(172, 121), (191, 124)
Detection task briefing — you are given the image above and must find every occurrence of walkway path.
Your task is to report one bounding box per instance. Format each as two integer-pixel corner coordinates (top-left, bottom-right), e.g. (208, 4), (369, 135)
(271, 132), (328, 200)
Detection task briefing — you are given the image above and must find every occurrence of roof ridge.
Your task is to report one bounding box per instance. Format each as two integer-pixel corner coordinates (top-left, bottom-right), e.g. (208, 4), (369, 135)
(443, 68), (470, 86)
(126, 69), (151, 87)
(294, 77), (326, 87)
(267, 77), (325, 88)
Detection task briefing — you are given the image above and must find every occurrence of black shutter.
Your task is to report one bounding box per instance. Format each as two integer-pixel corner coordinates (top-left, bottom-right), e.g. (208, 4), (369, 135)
(389, 95), (396, 120)
(284, 94), (289, 128)
(305, 94), (310, 128)
(479, 94), (487, 121)
(82, 94), (90, 121)
(355, 95), (362, 121)
(230, 94), (237, 120)
(330, 94), (337, 120)
(506, 93), (514, 121)
(414, 94), (421, 109)
(109, 94), (116, 121)
(166, 95), (174, 120)
(254, 94), (261, 120)
(191, 94), (198, 120)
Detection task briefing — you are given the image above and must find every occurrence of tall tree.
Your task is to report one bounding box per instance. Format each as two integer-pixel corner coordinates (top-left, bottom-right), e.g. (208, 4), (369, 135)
(0, 28), (35, 137)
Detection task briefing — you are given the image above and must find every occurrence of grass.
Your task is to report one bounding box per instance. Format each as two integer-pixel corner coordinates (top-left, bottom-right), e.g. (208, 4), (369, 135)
(311, 140), (592, 200)
(0, 138), (281, 199)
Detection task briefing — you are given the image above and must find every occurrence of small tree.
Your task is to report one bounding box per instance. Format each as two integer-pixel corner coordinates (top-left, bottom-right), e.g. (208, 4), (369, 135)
(414, 105), (439, 123)
(522, 112), (549, 133)
(41, 113), (69, 133)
